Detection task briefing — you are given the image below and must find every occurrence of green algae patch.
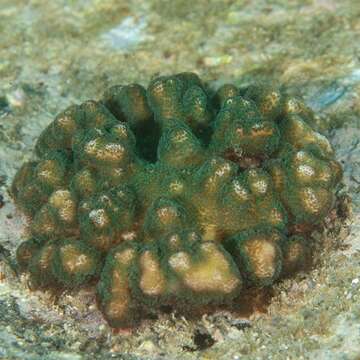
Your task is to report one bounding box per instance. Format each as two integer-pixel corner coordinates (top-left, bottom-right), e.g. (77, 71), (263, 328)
(12, 72), (342, 328)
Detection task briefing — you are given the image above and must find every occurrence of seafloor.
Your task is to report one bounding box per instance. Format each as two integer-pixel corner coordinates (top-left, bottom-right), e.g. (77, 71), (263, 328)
(0, 0), (360, 359)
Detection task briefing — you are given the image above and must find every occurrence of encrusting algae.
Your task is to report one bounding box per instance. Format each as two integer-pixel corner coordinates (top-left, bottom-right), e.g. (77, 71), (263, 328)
(11, 72), (342, 327)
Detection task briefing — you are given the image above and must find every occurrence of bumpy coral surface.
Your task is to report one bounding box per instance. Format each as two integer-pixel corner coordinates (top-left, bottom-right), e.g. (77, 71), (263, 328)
(12, 73), (342, 327)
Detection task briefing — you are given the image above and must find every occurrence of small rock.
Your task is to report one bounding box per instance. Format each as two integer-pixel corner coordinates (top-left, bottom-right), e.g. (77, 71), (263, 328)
(138, 339), (158, 353)
(7, 89), (25, 108)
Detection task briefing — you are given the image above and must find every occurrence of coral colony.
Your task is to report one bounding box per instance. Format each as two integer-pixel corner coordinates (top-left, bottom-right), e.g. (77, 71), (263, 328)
(12, 73), (342, 327)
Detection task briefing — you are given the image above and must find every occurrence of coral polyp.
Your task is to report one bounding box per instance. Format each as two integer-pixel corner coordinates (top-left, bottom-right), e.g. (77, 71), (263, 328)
(12, 73), (342, 327)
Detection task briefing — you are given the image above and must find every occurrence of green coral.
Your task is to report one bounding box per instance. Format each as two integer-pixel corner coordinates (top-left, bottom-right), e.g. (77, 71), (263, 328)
(12, 72), (342, 327)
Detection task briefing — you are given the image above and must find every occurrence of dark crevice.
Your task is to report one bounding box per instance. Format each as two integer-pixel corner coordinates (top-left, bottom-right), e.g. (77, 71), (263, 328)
(183, 329), (215, 352)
